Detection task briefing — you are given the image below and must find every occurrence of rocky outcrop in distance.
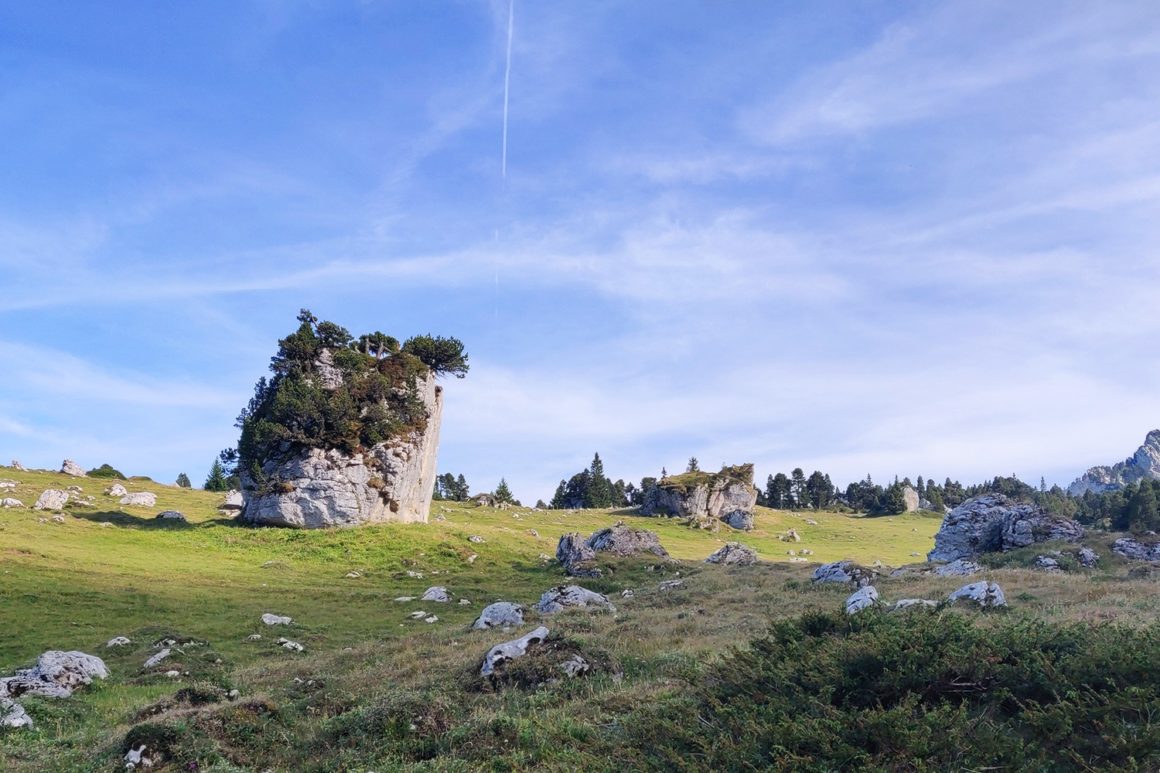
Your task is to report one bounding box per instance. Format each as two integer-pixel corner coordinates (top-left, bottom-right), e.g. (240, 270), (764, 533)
(642, 464), (758, 530)
(240, 372), (443, 528)
(557, 524), (669, 577)
(1069, 429), (1160, 496)
(928, 494), (1084, 562)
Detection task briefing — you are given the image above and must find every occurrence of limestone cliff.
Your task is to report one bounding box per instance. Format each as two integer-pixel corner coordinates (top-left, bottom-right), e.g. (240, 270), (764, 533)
(642, 464), (758, 530)
(239, 373), (443, 528)
(1068, 429), (1160, 496)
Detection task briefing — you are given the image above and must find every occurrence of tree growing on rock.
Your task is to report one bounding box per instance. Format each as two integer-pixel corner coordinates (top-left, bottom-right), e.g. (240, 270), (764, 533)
(176, 473), (191, 488)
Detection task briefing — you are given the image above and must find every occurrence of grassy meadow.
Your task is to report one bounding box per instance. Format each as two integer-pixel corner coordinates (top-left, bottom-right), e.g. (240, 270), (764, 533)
(3, 464), (1160, 770)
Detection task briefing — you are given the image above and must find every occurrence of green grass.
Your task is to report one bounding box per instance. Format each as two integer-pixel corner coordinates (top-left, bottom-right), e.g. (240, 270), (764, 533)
(2, 464), (1158, 770)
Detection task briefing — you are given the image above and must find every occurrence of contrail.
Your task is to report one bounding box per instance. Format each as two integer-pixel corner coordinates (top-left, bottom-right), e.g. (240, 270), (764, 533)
(502, 0), (514, 182)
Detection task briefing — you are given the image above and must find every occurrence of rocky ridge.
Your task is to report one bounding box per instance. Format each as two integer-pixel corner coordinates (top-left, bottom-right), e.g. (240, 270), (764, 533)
(1068, 429), (1160, 496)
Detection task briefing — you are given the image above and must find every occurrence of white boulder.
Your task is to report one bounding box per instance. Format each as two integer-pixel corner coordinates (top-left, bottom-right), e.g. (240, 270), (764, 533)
(845, 585), (880, 615)
(481, 626), (549, 677)
(534, 585), (615, 615)
(421, 586), (450, 602)
(947, 581), (1007, 608)
(472, 602), (525, 630)
(119, 492), (157, 507)
(261, 613), (292, 626)
(34, 489), (69, 511)
(105, 483), (128, 497)
(60, 459), (86, 477)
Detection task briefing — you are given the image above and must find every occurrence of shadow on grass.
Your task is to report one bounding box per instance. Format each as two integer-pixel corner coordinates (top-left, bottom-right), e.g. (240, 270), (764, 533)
(68, 510), (254, 531)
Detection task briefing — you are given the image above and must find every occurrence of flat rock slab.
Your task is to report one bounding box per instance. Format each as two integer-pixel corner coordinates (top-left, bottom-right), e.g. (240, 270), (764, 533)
(534, 585), (615, 615)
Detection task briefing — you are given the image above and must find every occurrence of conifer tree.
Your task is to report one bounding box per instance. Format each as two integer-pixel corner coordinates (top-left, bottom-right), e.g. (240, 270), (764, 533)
(204, 459), (229, 491)
(493, 478), (514, 505)
(176, 473), (191, 488)
(686, 457), (700, 473)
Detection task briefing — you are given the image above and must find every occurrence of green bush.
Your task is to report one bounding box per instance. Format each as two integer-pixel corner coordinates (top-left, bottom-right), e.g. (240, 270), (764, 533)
(630, 609), (1160, 771)
(87, 463), (126, 479)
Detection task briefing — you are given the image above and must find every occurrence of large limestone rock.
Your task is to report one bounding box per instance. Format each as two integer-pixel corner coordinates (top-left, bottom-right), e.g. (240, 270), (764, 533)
(812, 560), (876, 587)
(928, 494), (1083, 562)
(60, 460), (86, 478)
(1, 651), (109, 701)
(642, 464), (758, 530)
(220, 490), (244, 511)
(902, 485), (920, 512)
(534, 585), (615, 615)
(705, 542), (758, 566)
(34, 489), (69, 511)
(845, 585), (880, 615)
(105, 483), (128, 497)
(557, 524), (669, 577)
(239, 373), (443, 528)
(947, 581), (1007, 608)
(472, 602), (525, 630)
(119, 492), (157, 507)
(1113, 537), (1160, 562)
(1069, 429), (1160, 496)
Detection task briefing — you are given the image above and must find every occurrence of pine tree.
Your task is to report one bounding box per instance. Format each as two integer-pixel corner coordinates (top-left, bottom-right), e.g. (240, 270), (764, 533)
(686, 457), (700, 473)
(204, 459), (229, 491)
(1128, 483), (1160, 533)
(550, 480), (568, 509)
(790, 468), (807, 510)
(586, 453), (612, 508)
(455, 474), (469, 501)
(176, 473), (191, 488)
(493, 478), (514, 505)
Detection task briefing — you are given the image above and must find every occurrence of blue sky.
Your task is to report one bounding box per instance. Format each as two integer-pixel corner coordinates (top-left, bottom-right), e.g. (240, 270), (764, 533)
(2, 1), (1159, 502)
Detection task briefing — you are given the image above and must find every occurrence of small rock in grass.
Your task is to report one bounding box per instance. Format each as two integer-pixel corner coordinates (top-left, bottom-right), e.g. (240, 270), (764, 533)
(144, 649), (171, 668)
(472, 602), (524, 630)
(658, 579), (684, 591)
(421, 586), (450, 602)
(261, 613), (292, 626)
(246, 634), (262, 641)
(409, 611), (428, 619)
(165, 670), (180, 679)
(947, 581), (1007, 608)
(394, 596), (416, 602)
(278, 638), (304, 652)
(105, 636), (132, 648)
(424, 616), (438, 623)
(51, 514), (66, 524)
(406, 570), (424, 578)
(845, 585), (880, 615)
(155, 510), (185, 521)
(344, 571), (362, 579)
(468, 535), (485, 544)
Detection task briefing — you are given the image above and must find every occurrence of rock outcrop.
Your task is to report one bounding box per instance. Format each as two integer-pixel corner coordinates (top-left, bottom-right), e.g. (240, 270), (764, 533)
(927, 494), (1083, 562)
(845, 585), (879, 615)
(1113, 537), (1160, 562)
(119, 492), (157, 507)
(239, 373), (443, 528)
(1069, 429), (1160, 496)
(34, 489), (69, 511)
(705, 542), (758, 566)
(481, 626), (549, 677)
(534, 585), (615, 615)
(472, 602), (525, 630)
(812, 560), (876, 587)
(1, 650), (109, 728)
(105, 483), (128, 497)
(642, 464), (758, 530)
(947, 581), (1007, 608)
(220, 490), (244, 511)
(557, 524), (669, 577)
(902, 485), (920, 512)
(60, 460), (86, 478)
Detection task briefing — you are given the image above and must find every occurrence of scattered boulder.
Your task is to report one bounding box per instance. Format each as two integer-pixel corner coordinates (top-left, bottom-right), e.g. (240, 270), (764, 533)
(119, 492), (157, 507)
(642, 464), (759, 530)
(557, 525), (669, 577)
(1113, 537), (1160, 562)
(1076, 547), (1100, 567)
(1, 697), (33, 728)
(932, 558), (983, 577)
(560, 654), (590, 678)
(658, 579), (684, 591)
(481, 626), (549, 677)
(155, 510), (186, 522)
(124, 745), (155, 769)
(468, 535), (486, 544)
(845, 585), (880, 615)
(1, 651), (109, 710)
(105, 637), (132, 648)
(10, 460), (25, 471)
(0, 480), (15, 489)
(51, 514), (66, 524)
(472, 602), (525, 630)
(928, 494), (1083, 562)
(278, 638), (304, 652)
(261, 613), (292, 626)
(534, 585), (615, 615)
(902, 485), (920, 512)
(220, 490), (244, 511)
(34, 489), (69, 511)
(947, 581), (1007, 608)
(60, 459), (86, 478)
(143, 649), (171, 669)
(812, 560), (875, 587)
(1, 498), (24, 508)
(556, 533), (599, 577)
(705, 542), (758, 566)
(421, 586), (450, 603)
(893, 599), (939, 611)
(105, 483), (128, 497)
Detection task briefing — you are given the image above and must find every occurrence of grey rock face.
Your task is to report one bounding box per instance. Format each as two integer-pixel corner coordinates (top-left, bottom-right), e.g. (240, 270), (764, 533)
(1069, 429), (1160, 496)
(105, 483), (128, 497)
(556, 533), (599, 577)
(1113, 537), (1160, 562)
(220, 490), (244, 511)
(947, 581), (1007, 608)
(812, 560), (875, 587)
(34, 489), (69, 511)
(1076, 547), (1100, 567)
(933, 559), (983, 577)
(1, 651), (109, 702)
(239, 373), (443, 528)
(902, 486), (920, 512)
(534, 585), (615, 615)
(1035, 555), (1062, 572)
(481, 626), (549, 676)
(119, 492), (157, 507)
(557, 525), (669, 577)
(845, 585), (879, 615)
(60, 460), (86, 478)
(421, 586), (450, 602)
(155, 510), (186, 521)
(705, 542), (758, 565)
(472, 602), (525, 630)
(643, 465), (758, 530)
(928, 494), (1083, 562)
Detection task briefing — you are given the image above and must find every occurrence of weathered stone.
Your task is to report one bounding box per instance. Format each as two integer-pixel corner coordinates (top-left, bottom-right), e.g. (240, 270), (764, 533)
(560, 654), (589, 677)
(558, 525), (669, 577)
(1069, 429), (1160, 496)
(705, 542), (758, 565)
(812, 560), (875, 587)
(658, 579), (684, 591)
(1, 696), (33, 728)
(60, 460), (86, 477)
(932, 558), (983, 577)
(928, 494), (1083, 562)
(534, 585), (615, 615)
(1, 498), (24, 508)
(642, 464), (758, 530)
(119, 492), (157, 507)
(10, 460), (25, 471)
(155, 510), (186, 521)
(278, 638), (304, 652)
(220, 490), (244, 511)
(556, 532), (599, 577)
(421, 586), (450, 602)
(1035, 555), (1062, 572)
(472, 602), (525, 630)
(1076, 547), (1100, 567)
(845, 585), (879, 614)
(239, 372), (443, 528)
(143, 649), (171, 669)
(893, 599), (939, 610)
(1, 651), (109, 700)
(1113, 537), (1160, 562)
(481, 626), (549, 676)
(261, 613), (292, 626)
(947, 581), (1007, 608)
(902, 485), (920, 512)
(468, 535), (486, 543)
(105, 483), (128, 497)
(33, 489), (69, 511)
(105, 637), (132, 648)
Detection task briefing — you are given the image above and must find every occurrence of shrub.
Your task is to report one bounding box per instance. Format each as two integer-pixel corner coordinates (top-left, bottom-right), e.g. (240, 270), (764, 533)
(88, 463), (126, 479)
(630, 609), (1160, 771)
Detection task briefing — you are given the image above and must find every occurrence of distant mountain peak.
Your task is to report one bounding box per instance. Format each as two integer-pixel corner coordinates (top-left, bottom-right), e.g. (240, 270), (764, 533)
(1068, 429), (1160, 497)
